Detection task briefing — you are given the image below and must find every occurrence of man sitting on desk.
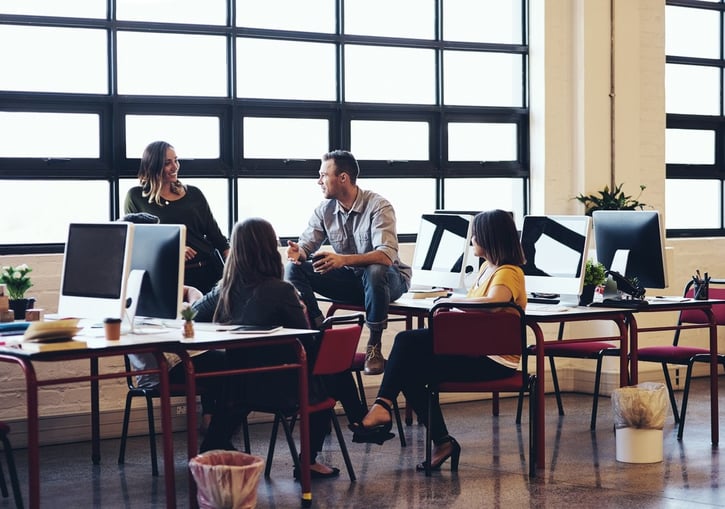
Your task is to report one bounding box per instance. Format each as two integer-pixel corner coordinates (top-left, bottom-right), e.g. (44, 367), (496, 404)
(285, 150), (411, 375)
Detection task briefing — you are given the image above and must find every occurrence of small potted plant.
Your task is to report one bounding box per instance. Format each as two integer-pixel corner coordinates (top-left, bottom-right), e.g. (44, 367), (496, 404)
(0, 264), (35, 319)
(574, 183), (648, 216)
(580, 259), (607, 306)
(180, 303), (198, 338)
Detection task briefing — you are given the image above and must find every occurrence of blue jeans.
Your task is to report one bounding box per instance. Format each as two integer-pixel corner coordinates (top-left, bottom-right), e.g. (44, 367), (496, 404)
(284, 261), (408, 332)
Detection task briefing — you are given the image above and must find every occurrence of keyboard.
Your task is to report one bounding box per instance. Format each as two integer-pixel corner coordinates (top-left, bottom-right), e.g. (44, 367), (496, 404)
(528, 297), (560, 305)
(590, 298), (649, 309)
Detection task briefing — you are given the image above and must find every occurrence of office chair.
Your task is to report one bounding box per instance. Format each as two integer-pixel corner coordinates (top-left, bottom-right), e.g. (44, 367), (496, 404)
(117, 355), (250, 476)
(635, 278), (725, 440)
(259, 313), (365, 480)
(515, 321), (619, 430)
(0, 421), (23, 509)
(425, 302), (537, 477)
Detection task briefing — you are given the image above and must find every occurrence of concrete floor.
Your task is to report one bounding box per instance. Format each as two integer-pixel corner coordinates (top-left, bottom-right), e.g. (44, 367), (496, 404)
(2, 377), (725, 508)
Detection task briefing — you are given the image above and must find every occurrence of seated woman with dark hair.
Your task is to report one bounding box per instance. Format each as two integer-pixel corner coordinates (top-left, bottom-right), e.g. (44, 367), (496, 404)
(350, 209), (528, 472)
(193, 217), (363, 479)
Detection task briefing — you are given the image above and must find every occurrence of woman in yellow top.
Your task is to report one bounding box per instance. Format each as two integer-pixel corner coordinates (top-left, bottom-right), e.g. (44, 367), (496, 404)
(349, 209), (527, 472)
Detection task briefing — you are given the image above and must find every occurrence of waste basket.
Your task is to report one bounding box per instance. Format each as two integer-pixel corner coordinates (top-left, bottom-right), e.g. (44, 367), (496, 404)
(611, 382), (667, 463)
(189, 450), (265, 509)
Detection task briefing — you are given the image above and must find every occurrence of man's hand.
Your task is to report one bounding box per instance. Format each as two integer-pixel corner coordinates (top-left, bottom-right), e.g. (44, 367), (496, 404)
(286, 240), (305, 264)
(184, 246), (197, 261)
(311, 251), (343, 274)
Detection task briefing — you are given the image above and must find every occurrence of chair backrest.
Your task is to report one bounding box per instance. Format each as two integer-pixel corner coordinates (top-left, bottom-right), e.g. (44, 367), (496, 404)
(429, 302), (527, 361)
(678, 278), (725, 326)
(313, 313), (365, 376)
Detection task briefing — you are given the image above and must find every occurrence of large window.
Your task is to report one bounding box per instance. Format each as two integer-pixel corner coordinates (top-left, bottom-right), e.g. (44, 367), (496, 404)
(666, 1), (725, 235)
(0, 0), (528, 251)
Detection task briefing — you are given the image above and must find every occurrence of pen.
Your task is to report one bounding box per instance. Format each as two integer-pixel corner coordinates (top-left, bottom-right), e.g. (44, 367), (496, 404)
(696, 269), (702, 281)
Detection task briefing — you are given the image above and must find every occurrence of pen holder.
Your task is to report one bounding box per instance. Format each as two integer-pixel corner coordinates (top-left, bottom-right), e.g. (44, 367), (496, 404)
(693, 280), (709, 300)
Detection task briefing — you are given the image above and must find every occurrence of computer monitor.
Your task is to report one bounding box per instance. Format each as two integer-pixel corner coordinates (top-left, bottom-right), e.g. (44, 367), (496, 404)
(126, 224), (186, 323)
(592, 210), (668, 289)
(410, 213), (475, 291)
(520, 215), (592, 304)
(57, 222), (135, 322)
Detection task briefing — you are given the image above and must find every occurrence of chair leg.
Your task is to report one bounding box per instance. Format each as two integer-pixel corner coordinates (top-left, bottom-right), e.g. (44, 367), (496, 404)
(549, 356), (565, 416)
(515, 387), (525, 425)
(660, 363), (681, 425)
(677, 362), (696, 441)
(329, 411), (356, 481)
(528, 376), (537, 478)
(145, 394), (159, 477)
(264, 414), (282, 478)
(0, 434), (23, 509)
(117, 392), (134, 465)
(354, 370), (368, 411)
(424, 390), (436, 477)
(590, 353), (605, 431)
(492, 392), (500, 416)
(391, 398), (406, 447)
(0, 453), (8, 498)
(240, 412), (251, 454)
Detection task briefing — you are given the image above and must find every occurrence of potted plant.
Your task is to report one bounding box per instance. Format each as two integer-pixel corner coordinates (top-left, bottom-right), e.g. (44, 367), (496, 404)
(574, 183), (648, 216)
(579, 259), (607, 306)
(180, 303), (198, 338)
(0, 264), (35, 319)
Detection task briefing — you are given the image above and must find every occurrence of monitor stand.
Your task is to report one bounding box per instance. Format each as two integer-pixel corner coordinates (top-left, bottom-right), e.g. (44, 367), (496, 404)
(123, 269), (146, 335)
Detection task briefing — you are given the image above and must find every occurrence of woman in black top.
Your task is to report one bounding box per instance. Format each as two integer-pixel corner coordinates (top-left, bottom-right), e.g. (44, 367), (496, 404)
(124, 140), (229, 293)
(193, 217), (353, 479)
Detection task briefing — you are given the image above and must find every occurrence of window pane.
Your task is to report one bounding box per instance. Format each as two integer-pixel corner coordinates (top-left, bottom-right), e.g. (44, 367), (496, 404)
(443, 178), (525, 225)
(345, 45), (435, 104)
(0, 25), (107, 94)
(0, 181), (109, 243)
(444, 0), (522, 44)
(237, 0), (334, 33)
(665, 64), (720, 116)
(444, 51), (522, 107)
(0, 112), (99, 158)
(0, 0), (105, 18)
(239, 177), (434, 237)
(344, 0), (434, 39)
(243, 118), (328, 159)
(666, 129), (714, 165)
(666, 5), (720, 59)
(117, 0), (226, 25)
(120, 178), (230, 235)
(448, 123), (517, 161)
(117, 32), (227, 96)
(237, 39), (335, 100)
(126, 116), (220, 159)
(351, 120), (429, 160)
(665, 179), (720, 229)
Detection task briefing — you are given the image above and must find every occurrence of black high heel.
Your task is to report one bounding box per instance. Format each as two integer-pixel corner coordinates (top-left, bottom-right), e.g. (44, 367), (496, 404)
(416, 436), (461, 472)
(349, 398), (396, 445)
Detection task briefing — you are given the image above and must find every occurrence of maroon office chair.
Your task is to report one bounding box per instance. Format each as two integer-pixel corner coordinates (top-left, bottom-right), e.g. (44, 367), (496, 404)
(515, 321), (619, 430)
(0, 421), (23, 509)
(425, 302), (537, 477)
(635, 278), (725, 440)
(261, 313), (365, 480)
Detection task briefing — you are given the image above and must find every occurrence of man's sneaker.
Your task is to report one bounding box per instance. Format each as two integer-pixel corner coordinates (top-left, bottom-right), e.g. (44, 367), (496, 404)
(364, 344), (385, 375)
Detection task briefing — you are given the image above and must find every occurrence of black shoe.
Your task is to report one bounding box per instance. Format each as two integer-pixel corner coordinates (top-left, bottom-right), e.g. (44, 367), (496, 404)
(293, 465), (341, 480)
(349, 398), (395, 444)
(416, 436), (461, 472)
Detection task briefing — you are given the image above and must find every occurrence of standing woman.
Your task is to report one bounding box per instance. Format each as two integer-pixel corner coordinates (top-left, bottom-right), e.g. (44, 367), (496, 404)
(124, 140), (230, 294)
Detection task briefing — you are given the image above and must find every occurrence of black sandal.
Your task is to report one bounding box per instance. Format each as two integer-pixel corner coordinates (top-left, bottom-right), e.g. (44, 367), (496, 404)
(349, 398), (396, 445)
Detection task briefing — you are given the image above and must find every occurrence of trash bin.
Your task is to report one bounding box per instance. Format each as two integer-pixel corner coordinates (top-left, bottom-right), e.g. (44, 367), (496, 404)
(189, 450), (265, 509)
(611, 382), (667, 463)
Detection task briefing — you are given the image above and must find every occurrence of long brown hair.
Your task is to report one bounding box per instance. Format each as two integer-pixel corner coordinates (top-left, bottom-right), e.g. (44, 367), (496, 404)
(472, 209), (526, 266)
(213, 217), (283, 322)
(138, 140), (185, 206)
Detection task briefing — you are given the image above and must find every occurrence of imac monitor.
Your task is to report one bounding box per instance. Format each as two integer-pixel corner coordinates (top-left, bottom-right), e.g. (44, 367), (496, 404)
(58, 222), (135, 322)
(520, 215), (592, 304)
(410, 213), (475, 291)
(592, 210), (668, 289)
(128, 224), (186, 322)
